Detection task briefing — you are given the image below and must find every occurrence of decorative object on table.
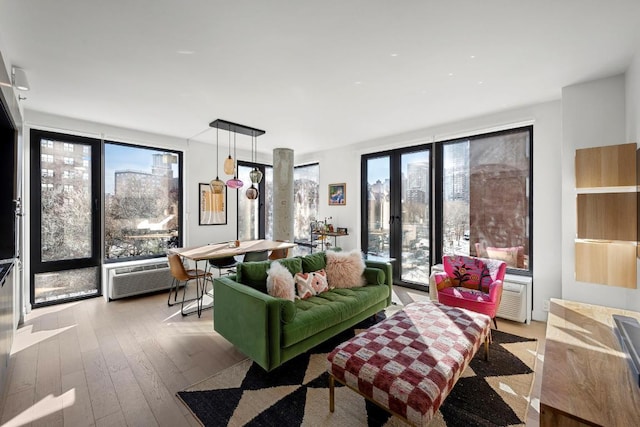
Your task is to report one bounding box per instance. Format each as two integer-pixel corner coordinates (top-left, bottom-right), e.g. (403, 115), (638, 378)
(177, 313), (537, 427)
(199, 182), (226, 225)
(209, 126), (226, 194)
(209, 119), (266, 193)
(328, 183), (346, 205)
(337, 227), (348, 235)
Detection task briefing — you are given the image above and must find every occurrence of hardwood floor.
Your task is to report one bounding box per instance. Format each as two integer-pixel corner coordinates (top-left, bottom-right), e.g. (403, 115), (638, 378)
(0, 287), (546, 426)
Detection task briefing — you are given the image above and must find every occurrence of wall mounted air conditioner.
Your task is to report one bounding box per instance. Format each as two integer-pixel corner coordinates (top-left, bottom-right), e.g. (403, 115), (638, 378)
(103, 257), (173, 301)
(429, 264), (532, 324)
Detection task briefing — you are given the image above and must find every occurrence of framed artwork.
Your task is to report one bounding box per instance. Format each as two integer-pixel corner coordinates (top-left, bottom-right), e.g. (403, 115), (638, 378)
(328, 183), (346, 206)
(199, 182), (227, 225)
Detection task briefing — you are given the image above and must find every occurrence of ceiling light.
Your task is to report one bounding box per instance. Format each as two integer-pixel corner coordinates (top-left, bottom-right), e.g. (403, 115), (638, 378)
(12, 67), (29, 91)
(209, 127), (225, 194)
(249, 132), (263, 185)
(223, 129), (235, 175)
(209, 119), (265, 193)
(390, 53), (399, 57)
(226, 132), (243, 189)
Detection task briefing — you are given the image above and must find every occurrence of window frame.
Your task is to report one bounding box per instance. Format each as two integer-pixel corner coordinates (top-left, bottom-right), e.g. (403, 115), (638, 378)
(434, 125), (533, 275)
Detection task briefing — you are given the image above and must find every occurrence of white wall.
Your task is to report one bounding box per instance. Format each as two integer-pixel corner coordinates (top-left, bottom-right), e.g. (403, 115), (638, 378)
(627, 53), (640, 144)
(560, 74), (640, 310)
(300, 100), (563, 321)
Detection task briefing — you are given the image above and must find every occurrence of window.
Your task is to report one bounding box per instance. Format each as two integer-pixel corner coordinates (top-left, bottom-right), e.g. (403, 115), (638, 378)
(438, 126), (532, 272)
(293, 163), (319, 255)
(104, 144), (182, 260)
(41, 154), (53, 163)
(63, 142), (74, 152)
(63, 156), (74, 165)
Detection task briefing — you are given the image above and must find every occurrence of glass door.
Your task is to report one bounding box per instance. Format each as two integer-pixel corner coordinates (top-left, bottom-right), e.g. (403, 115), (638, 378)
(30, 130), (101, 306)
(237, 162), (270, 241)
(362, 147), (431, 288)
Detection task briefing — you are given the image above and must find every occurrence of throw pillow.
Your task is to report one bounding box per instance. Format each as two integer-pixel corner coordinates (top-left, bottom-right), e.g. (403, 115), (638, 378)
(294, 269), (329, 299)
(266, 261), (296, 301)
(486, 246), (519, 267)
(325, 249), (366, 288)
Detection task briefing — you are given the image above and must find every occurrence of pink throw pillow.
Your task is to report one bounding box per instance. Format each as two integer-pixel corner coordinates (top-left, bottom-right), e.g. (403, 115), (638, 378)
(266, 261), (295, 301)
(325, 250), (366, 288)
(294, 269), (329, 299)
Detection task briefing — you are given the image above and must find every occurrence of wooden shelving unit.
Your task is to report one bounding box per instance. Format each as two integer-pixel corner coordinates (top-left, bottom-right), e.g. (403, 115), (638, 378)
(575, 143), (637, 288)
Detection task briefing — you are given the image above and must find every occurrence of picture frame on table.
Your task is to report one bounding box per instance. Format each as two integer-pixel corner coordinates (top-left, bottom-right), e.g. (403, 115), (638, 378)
(199, 182), (227, 225)
(328, 183), (346, 206)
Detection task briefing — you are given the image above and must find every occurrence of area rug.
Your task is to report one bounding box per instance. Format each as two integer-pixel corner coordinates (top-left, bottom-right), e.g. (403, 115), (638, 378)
(178, 313), (537, 427)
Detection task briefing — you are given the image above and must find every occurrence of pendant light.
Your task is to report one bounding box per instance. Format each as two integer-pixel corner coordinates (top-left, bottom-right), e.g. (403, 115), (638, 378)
(223, 127), (235, 175)
(209, 127), (225, 194)
(249, 133), (263, 184)
(226, 131), (244, 189)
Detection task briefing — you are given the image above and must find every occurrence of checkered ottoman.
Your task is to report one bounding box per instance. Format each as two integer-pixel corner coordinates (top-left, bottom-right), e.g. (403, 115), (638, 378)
(327, 300), (491, 426)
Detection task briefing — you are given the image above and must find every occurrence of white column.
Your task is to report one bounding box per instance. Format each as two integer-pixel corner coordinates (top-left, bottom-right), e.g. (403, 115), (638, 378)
(272, 148), (294, 242)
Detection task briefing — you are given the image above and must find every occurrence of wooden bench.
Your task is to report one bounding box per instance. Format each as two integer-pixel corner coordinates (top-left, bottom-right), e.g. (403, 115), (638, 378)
(327, 301), (491, 426)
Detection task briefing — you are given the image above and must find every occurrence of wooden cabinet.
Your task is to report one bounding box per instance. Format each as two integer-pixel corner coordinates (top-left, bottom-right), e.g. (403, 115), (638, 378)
(575, 143), (637, 288)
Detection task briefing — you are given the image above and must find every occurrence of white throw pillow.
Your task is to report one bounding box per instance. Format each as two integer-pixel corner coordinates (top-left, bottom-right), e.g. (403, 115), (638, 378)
(266, 261), (296, 301)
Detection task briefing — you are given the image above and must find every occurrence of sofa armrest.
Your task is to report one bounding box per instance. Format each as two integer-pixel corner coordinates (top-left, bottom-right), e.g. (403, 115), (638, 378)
(213, 276), (292, 371)
(364, 260), (393, 306)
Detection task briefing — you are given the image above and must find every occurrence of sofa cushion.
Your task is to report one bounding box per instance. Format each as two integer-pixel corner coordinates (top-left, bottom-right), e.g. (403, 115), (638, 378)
(281, 285), (389, 348)
(295, 269), (329, 299)
(300, 252), (326, 273)
(237, 257), (302, 293)
(266, 261), (296, 301)
(363, 267), (385, 286)
(326, 250), (366, 288)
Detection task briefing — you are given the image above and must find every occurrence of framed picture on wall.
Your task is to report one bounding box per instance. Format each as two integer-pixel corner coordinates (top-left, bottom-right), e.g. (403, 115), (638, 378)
(199, 182), (227, 225)
(328, 183), (346, 206)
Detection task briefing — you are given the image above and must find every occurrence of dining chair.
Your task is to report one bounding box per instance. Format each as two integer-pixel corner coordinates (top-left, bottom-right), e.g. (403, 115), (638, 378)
(208, 256), (239, 277)
(167, 253), (213, 316)
(268, 240), (290, 260)
(243, 250), (269, 262)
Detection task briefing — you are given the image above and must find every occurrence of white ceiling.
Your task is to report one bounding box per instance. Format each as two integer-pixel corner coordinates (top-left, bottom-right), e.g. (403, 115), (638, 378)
(1, 0), (640, 155)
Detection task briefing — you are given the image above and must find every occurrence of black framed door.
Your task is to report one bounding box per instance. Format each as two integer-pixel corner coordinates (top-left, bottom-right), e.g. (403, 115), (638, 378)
(361, 146), (431, 288)
(30, 129), (102, 307)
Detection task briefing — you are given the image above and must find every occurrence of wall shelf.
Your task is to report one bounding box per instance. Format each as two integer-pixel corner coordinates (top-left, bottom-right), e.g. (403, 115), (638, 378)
(574, 143), (638, 288)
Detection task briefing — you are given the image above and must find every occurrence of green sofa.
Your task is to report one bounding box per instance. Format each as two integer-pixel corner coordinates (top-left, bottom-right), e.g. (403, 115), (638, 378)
(213, 252), (392, 371)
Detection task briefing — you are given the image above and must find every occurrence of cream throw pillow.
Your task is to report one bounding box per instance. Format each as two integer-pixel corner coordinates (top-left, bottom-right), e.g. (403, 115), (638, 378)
(325, 250), (366, 288)
(266, 261), (296, 301)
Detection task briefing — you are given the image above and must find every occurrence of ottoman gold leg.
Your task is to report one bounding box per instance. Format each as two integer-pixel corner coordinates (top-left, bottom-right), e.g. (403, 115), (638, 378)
(329, 374), (335, 412)
(484, 336), (490, 361)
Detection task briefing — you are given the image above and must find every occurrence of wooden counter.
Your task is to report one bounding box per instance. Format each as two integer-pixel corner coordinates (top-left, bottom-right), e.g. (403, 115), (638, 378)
(540, 299), (640, 426)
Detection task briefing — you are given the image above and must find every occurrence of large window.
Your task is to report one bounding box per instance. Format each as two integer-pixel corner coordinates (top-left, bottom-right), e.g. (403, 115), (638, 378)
(293, 163), (319, 255)
(361, 125), (533, 290)
(437, 126), (532, 272)
(30, 129), (183, 307)
(104, 143), (182, 260)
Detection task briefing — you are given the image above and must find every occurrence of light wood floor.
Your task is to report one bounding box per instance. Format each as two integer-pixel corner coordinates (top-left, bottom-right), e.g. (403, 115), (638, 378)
(0, 286), (547, 426)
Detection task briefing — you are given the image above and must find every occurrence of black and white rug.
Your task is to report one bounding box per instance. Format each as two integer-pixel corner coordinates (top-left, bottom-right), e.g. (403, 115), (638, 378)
(178, 314), (537, 426)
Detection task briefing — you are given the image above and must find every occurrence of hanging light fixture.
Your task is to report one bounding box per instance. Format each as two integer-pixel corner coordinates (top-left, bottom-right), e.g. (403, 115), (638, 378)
(249, 132), (263, 184)
(209, 127), (225, 194)
(223, 126), (235, 175)
(226, 131), (244, 189)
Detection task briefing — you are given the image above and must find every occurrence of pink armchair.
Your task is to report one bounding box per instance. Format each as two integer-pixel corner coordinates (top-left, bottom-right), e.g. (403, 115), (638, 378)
(432, 255), (507, 328)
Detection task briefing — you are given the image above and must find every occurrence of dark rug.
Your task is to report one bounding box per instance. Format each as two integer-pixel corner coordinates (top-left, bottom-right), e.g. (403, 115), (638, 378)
(178, 312), (537, 426)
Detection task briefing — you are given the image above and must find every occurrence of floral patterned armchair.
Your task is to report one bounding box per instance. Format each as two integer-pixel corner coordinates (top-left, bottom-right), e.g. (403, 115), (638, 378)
(432, 255), (507, 328)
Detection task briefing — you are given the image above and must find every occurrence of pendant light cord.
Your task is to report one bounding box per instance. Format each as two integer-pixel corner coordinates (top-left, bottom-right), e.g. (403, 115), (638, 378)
(216, 127), (220, 176)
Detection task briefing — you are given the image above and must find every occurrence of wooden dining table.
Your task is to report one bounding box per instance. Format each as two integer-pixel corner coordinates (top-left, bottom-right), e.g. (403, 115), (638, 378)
(169, 239), (296, 316)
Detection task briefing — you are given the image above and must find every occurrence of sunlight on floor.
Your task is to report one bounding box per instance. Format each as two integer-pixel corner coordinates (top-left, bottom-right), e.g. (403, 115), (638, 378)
(3, 390), (75, 427)
(10, 324), (76, 355)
